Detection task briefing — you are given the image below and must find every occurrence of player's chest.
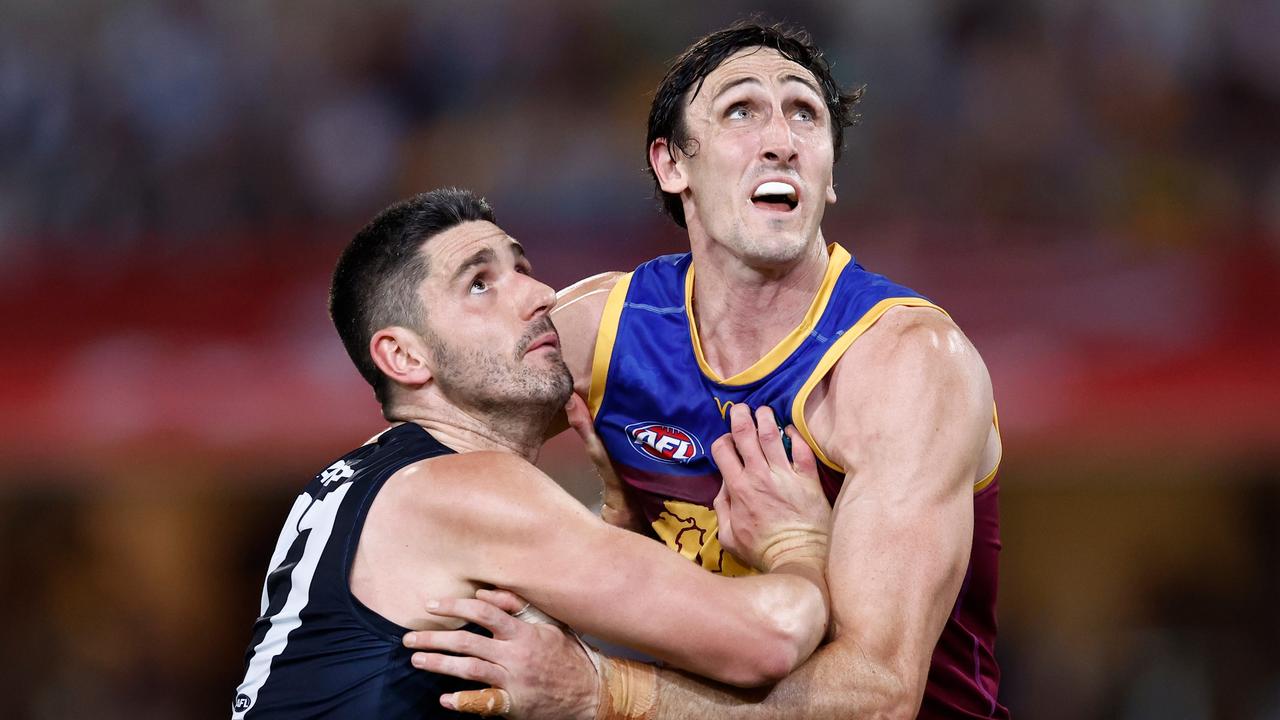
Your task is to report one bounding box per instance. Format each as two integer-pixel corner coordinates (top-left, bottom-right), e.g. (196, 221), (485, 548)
(596, 373), (801, 500)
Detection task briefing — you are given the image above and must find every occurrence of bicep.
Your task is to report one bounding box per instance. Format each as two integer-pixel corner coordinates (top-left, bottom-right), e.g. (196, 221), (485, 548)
(821, 311), (991, 681)
(826, 479), (973, 669)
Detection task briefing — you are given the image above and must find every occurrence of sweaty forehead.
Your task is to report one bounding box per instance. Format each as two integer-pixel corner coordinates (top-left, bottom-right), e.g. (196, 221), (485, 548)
(698, 47), (821, 100)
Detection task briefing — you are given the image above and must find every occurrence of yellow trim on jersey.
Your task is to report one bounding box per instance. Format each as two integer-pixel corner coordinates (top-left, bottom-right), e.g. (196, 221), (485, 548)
(684, 244), (853, 386)
(973, 405), (1002, 493)
(587, 272), (633, 418)
(789, 297), (948, 473)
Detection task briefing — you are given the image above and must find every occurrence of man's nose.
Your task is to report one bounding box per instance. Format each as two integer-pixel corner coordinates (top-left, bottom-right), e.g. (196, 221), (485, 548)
(760, 111), (798, 164)
(519, 273), (556, 320)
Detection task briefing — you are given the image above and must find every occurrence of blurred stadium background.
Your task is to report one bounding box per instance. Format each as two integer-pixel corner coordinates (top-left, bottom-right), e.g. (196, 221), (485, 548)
(1, 1), (1278, 718)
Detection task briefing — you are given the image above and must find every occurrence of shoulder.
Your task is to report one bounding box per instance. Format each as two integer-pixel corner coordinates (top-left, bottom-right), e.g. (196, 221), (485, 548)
(835, 305), (989, 391)
(382, 450), (537, 506)
(556, 271), (626, 309)
(553, 272), (626, 396)
(380, 450), (592, 530)
(819, 306), (992, 469)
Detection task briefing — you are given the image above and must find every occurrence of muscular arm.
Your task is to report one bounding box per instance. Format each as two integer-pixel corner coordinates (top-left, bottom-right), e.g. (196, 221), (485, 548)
(643, 307), (993, 719)
(371, 449), (826, 688)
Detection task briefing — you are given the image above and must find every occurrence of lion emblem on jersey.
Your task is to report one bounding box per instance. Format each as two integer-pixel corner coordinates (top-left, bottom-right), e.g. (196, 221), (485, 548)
(650, 499), (755, 577)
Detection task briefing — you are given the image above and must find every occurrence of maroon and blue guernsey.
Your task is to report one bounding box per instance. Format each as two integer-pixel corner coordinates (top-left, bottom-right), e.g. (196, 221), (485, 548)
(588, 243), (1007, 718)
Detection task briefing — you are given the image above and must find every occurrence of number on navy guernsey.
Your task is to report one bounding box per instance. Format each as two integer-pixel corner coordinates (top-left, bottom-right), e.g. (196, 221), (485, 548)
(232, 459), (359, 718)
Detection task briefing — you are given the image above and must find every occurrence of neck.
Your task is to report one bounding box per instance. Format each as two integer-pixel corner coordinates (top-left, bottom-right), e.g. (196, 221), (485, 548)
(387, 397), (547, 463)
(687, 233), (830, 379)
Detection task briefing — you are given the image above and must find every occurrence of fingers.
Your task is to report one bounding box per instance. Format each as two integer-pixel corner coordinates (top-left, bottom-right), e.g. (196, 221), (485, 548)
(411, 651), (506, 686)
(786, 425), (818, 479)
(444, 688), (511, 717)
(753, 406), (791, 469)
(709, 433), (742, 477)
(421, 598), (520, 639)
(475, 588), (530, 615)
(403, 628), (501, 661)
(727, 403), (766, 473)
(712, 481), (733, 545)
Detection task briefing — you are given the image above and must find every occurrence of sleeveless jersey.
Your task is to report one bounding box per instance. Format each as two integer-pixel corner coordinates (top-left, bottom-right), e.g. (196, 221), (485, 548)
(232, 423), (486, 719)
(589, 243), (1008, 718)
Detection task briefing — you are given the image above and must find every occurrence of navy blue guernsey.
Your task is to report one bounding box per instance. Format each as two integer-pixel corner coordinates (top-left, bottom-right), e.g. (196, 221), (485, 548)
(233, 423), (486, 719)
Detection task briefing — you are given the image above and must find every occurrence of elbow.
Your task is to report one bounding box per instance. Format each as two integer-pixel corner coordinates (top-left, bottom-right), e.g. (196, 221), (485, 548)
(721, 584), (826, 687)
(713, 646), (795, 688)
(746, 636), (802, 687)
(708, 610), (809, 688)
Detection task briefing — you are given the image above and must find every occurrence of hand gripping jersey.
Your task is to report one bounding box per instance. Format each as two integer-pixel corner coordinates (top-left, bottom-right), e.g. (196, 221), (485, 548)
(589, 244), (1008, 718)
(232, 423), (486, 719)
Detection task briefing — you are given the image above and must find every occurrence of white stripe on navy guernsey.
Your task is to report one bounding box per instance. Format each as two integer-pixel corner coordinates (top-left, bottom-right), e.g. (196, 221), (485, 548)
(257, 495), (310, 614)
(233, 483), (356, 718)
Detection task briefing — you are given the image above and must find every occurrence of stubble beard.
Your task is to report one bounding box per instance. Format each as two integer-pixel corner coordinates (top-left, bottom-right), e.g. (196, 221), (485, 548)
(425, 324), (573, 437)
(723, 217), (812, 269)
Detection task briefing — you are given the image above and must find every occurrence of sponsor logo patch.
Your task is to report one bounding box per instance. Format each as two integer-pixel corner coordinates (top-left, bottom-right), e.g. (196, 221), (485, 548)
(625, 421), (702, 464)
(312, 458), (359, 500)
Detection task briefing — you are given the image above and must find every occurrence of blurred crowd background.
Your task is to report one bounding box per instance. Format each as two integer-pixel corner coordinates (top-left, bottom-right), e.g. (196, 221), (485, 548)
(1, 1), (1277, 718)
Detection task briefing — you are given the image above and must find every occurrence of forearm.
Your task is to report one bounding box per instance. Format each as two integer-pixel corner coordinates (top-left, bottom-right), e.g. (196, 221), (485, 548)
(496, 519), (824, 686)
(644, 637), (912, 720)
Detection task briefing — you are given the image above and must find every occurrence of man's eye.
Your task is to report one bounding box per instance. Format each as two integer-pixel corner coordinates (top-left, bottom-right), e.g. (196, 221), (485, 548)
(469, 277), (488, 294)
(794, 108), (815, 122)
(727, 104), (750, 120)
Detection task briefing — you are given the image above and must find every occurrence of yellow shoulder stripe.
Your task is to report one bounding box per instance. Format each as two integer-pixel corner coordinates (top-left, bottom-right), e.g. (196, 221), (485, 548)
(790, 299), (1001, 494)
(586, 272), (633, 418)
(685, 244), (852, 386)
(973, 405), (1002, 493)
(789, 297), (949, 473)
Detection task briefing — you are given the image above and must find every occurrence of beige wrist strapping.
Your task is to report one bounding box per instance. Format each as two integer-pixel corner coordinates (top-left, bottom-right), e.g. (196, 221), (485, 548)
(595, 657), (658, 720)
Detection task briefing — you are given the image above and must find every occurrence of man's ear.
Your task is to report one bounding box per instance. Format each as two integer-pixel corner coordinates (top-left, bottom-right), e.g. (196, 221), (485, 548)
(649, 138), (689, 195)
(369, 327), (433, 389)
(826, 180), (837, 205)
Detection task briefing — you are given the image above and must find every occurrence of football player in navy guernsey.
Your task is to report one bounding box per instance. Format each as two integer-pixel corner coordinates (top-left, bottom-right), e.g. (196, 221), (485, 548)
(406, 21), (1007, 720)
(232, 188), (834, 719)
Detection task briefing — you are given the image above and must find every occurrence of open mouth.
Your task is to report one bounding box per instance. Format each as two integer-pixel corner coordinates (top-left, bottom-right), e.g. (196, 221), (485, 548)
(751, 180), (799, 212)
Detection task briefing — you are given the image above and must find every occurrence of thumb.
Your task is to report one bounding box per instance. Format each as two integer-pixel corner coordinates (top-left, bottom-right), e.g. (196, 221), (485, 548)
(713, 482), (733, 543)
(785, 426), (819, 480)
(566, 394), (606, 454)
(475, 588), (530, 615)
(565, 393), (592, 434)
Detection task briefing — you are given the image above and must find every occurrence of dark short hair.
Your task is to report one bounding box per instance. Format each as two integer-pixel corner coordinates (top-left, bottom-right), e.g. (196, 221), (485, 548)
(329, 188), (495, 409)
(646, 20), (863, 228)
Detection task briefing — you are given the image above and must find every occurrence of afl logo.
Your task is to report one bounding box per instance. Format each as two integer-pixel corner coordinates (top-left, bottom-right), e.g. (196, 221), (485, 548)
(625, 421), (703, 464)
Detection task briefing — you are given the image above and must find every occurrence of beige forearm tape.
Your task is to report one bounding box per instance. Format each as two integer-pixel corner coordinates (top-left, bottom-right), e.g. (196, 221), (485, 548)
(596, 657), (658, 720)
(759, 528), (829, 572)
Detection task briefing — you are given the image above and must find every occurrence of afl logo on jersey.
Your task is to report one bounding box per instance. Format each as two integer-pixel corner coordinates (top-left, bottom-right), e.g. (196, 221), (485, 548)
(625, 422), (702, 464)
